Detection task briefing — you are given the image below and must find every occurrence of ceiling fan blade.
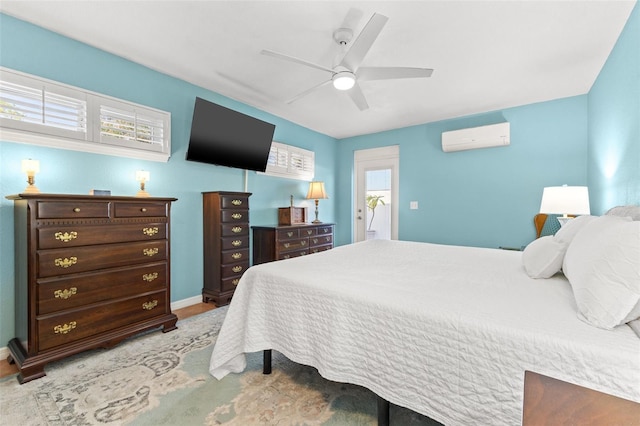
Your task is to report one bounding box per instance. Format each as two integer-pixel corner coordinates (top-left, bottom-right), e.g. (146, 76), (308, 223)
(357, 67), (434, 81)
(261, 49), (335, 74)
(286, 79), (332, 104)
(347, 82), (369, 111)
(339, 13), (388, 71)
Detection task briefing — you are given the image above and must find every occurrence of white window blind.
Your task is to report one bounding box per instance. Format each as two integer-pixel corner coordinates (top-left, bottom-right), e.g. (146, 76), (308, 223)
(0, 67), (171, 162)
(264, 141), (314, 181)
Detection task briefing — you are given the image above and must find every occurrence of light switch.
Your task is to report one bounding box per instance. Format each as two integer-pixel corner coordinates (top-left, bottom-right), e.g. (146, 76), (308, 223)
(410, 201), (419, 210)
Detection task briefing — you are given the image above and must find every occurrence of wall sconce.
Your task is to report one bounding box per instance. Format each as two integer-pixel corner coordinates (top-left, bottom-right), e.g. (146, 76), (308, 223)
(306, 181), (329, 223)
(21, 159), (40, 193)
(539, 185), (590, 226)
(135, 170), (150, 197)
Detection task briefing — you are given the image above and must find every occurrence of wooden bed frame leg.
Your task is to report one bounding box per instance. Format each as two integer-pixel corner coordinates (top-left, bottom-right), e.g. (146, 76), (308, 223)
(377, 395), (390, 426)
(263, 349), (272, 374)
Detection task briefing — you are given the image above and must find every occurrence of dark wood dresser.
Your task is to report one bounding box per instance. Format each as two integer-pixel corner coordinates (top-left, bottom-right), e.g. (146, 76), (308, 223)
(6, 193), (178, 384)
(252, 223), (334, 265)
(202, 191), (251, 305)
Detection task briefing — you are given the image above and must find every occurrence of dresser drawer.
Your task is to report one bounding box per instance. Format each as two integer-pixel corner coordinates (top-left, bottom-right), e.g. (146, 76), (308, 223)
(221, 210), (249, 223)
(221, 249), (249, 264)
(38, 223), (167, 249)
(37, 290), (168, 351)
(277, 237), (309, 252)
(37, 201), (110, 219)
(221, 195), (249, 209)
(277, 229), (300, 240)
(221, 223), (249, 237)
(37, 262), (167, 315)
(38, 240), (168, 277)
(316, 225), (333, 235)
(310, 234), (333, 247)
(299, 227), (317, 237)
(221, 236), (249, 250)
(221, 276), (242, 292)
(310, 244), (332, 254)
(114, 202), (168, 217)
(221, 261), (249, 279)
(279, 248), (309, 260)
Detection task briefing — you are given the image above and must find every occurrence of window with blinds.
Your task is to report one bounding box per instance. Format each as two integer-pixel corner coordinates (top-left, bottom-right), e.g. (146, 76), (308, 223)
(0, 67), (171, 161)
(264, 141), (315, 181)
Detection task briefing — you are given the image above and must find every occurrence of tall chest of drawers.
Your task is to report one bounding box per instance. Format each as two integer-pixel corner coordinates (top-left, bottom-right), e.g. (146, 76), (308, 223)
(252, 223), (334, 265)
(202, 191), (251, 305)
(6, 193), (178, 384)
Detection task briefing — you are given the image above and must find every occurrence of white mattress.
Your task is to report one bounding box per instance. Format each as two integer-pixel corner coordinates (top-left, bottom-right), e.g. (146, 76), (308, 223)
(210, 240), (640, 425)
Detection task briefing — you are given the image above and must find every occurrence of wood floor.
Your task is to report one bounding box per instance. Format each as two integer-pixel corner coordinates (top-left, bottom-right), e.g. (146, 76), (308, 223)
(0, 302), (218, 380)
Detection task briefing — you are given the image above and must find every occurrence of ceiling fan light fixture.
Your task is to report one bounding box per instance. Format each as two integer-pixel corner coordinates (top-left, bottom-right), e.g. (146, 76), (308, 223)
(332, 71), (356, 90)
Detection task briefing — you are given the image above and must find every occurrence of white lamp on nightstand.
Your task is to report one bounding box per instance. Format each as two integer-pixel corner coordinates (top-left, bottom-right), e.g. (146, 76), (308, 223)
(539, 185), (590, 226)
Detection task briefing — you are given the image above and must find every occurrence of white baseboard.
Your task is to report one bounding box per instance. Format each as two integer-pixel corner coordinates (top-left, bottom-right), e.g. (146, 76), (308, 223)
(0, 295), (207, 365)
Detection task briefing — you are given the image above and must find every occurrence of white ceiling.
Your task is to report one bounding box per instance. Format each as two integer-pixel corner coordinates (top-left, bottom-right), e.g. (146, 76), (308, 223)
(1, 1), (636, 139)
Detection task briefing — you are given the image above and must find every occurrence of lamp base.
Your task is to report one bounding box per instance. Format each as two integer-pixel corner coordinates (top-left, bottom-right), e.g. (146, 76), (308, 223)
(557, 216), (572, 227)
(23, 184), (40, 194)
(136, 190), (150, 197)
(311, 219), (322, 224)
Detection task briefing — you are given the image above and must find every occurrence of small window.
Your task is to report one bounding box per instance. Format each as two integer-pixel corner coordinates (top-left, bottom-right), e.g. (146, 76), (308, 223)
(263, 141), (315, 181)
(0, 67), (171, 162)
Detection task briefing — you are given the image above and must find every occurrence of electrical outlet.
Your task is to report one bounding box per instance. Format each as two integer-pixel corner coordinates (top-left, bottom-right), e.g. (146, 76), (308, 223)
(410, 201), (419, 210)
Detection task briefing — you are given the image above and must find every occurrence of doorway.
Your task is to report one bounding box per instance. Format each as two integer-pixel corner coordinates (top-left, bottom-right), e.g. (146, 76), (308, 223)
(354, 146), (399, 242)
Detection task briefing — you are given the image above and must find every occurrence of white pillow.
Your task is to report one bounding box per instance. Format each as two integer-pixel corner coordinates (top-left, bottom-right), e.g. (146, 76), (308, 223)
(563, 215), (640, 329)
(553, 215), (597, 244)
(522, 236), (568, 278)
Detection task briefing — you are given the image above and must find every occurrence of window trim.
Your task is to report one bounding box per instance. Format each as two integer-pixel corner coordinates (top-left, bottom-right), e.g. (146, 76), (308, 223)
(262, 141), (315, 181)
(0, 67), (171, 162)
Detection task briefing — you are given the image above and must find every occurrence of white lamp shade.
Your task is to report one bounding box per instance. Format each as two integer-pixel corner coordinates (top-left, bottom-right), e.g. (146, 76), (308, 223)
(135, 170), (150, 182)
(21, 159), (40, 174)
(539, 186), (590, 216)
(306, 181), (328, 200)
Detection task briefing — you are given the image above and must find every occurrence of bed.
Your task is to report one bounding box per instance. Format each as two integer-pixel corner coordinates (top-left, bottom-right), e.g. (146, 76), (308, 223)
(210, 211), (640, 425)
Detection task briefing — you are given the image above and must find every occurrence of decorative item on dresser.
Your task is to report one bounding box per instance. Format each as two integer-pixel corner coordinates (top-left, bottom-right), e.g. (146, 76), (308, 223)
(5, 193), (178, 384)
(252, 223), (334, 265)
(202, 191), (251, 305)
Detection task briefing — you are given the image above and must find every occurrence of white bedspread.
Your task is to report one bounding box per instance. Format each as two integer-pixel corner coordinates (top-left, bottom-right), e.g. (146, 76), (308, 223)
(210, 240), (640, 425)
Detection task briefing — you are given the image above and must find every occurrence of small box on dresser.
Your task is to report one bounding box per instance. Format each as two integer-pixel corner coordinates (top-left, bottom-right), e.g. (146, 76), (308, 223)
(202, 191), (251, 305)
(252, 223), (334, 264)
(6, 193), (178, 384)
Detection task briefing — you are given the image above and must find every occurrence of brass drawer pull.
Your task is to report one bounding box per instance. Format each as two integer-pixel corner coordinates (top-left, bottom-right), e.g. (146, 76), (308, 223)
(283, 242), (290, 248)
(306, 230), (313, 235)
(143, 272), (158, 282)
(312, 238), (318, 244)
(283, 255), (290, 259)
(287, 232), (294, 237)
(231, 213), (242, 220)
(325, 237), (331, 242)
(142, 300), (158, 310)
(232, 265), (243, 273)
(55, 257), (78, 268)
(54, 321), (77, 335)
(54, 287), (77, 299)
(231, 226), (243, 233)
(55, 231), (78, 242)
(321, 228), (329, 233)
(142, 227), (159, 236)
(231, 252), (243, 260)
(300, 251), (308, 256)
(143, 248), (159, 257)
(300, 240), (307, 246)
(232, 278), (240, 286)
(141, 208), (147, 212)
(73, 207), (81, 213)
(231, 240), (242, 247)
(231, 199), (243, 206)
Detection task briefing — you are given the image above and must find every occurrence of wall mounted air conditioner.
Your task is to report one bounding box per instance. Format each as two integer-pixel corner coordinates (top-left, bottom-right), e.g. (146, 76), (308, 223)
(441, 122), (510, 152)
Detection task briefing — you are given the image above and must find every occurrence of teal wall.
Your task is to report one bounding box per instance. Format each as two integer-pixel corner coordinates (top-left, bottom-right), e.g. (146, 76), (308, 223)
(0, 14), (337, 346)
(588, 2), (639, 213)
(337, 96), (588, 248)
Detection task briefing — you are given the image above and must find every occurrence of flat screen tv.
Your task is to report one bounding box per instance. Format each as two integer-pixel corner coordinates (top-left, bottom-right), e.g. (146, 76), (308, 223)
(186, 97), (276, 172)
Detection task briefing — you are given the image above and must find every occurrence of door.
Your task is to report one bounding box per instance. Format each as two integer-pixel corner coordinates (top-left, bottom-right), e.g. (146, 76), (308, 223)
(354, 146), (399, 242)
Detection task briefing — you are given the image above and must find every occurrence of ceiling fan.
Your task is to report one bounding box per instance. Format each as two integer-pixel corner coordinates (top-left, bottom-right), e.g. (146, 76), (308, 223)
(261, 13), (433, 111)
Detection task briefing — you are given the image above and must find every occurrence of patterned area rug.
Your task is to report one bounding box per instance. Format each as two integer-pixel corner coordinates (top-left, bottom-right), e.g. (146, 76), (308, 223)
(0, 307), (440, 425)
